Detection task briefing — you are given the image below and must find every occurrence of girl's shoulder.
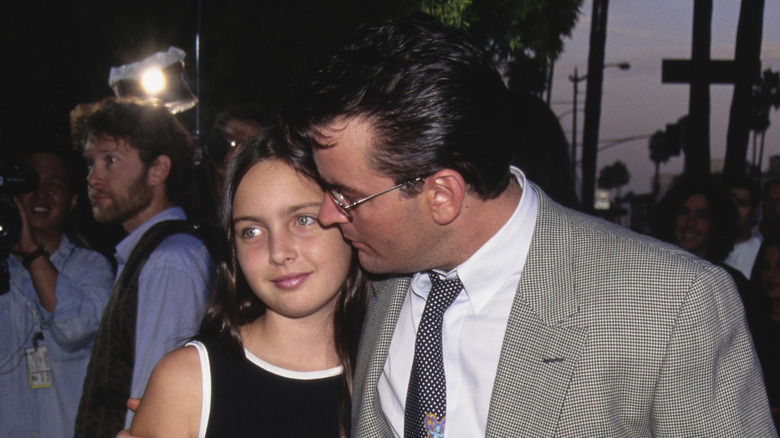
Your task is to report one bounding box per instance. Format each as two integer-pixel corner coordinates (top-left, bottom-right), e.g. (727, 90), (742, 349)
(129, 345), (202, 438)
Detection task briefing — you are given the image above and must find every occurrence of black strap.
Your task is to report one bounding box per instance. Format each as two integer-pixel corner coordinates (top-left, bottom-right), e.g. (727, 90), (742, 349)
(22, 244), (49, 270)
(121, 220), (207, 279)
(75, 220), (208, 437)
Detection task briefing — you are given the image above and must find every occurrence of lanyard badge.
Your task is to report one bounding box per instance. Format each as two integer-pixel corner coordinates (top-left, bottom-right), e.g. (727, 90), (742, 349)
(25, 333), (53, 389)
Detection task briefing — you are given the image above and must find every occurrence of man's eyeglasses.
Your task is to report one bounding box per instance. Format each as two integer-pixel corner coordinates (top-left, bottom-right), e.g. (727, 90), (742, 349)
(328, 177), (423, 218)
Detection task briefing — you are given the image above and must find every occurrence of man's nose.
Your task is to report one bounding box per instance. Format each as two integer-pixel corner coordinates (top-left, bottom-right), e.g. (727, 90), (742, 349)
(318, 193), (351, 226)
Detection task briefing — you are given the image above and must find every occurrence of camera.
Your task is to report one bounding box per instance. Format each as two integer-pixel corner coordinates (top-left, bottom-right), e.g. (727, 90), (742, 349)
(0, 159), (38, 293)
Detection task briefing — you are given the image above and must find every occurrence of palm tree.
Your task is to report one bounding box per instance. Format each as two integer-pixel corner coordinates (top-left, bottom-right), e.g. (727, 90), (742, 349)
(598, 160), (630, 200)
(749, 69), (780, 178)
(649, 130), (669, 201)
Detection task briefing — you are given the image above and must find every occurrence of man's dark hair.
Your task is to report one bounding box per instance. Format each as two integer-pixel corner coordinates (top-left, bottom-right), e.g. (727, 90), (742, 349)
(70, 97), (195, 206)
(14, 136), (85, 194)
(282, 13), (513, 200)
(213, 103), (269, 133)
(725, 175), (761, 206)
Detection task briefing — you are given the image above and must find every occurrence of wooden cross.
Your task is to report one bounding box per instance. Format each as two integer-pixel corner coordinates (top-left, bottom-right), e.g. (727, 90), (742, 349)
(661, 0), (759, 181)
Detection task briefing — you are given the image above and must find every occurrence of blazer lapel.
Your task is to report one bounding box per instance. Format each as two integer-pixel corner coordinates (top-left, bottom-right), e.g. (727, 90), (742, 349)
(486, 187), (588, 437)
(352, 275), (411, 437)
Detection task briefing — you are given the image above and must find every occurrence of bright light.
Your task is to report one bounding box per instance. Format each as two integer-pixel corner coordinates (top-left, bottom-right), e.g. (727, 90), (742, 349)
(140, 69), (166, 95)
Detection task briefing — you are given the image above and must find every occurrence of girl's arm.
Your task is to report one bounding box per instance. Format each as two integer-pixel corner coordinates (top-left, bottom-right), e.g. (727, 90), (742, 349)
(130, 346), (203, 438)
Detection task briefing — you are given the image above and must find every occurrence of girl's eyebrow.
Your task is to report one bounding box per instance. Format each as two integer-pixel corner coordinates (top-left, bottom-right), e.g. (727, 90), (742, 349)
(232, 201), (322, 224)
(287, 201), (323, 215)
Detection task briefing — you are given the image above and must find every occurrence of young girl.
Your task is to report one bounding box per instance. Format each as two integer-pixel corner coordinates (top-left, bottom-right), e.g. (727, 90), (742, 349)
(128, 126), (367, 437)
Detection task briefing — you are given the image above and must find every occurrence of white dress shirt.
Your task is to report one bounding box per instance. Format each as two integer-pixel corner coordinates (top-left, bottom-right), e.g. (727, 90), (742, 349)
(724, 234), (762, 280)
(378, 166), (539, 437)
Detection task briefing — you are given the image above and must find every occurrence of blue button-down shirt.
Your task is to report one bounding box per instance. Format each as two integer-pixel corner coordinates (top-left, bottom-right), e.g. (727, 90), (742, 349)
(0, 235), (114, 438)
(114, 207), (215, 428)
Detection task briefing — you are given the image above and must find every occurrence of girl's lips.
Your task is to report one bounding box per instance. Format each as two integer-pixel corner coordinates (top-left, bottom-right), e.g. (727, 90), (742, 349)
(271, 272), (311, 290)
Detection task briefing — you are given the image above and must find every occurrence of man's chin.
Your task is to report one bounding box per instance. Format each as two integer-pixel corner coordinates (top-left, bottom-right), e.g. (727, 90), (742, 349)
(357, 251), (421, 276)
(357, 251), (394, 275)
(91, 207), (113, 224)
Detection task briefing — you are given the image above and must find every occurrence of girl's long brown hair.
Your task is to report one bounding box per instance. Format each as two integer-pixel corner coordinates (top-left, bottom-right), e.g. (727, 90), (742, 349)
(197, 125), (367, 435)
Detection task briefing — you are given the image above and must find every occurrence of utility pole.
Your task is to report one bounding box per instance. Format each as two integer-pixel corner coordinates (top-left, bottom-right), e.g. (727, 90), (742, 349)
(662, 0), (758, 181)
(569, 67), (585, 186)
(570, 63), (629, 198)
(581, 0), (610, 212)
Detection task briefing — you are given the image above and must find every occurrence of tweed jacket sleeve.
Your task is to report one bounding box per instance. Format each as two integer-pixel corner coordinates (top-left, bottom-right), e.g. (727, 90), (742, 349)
(352, 185), (776, 437)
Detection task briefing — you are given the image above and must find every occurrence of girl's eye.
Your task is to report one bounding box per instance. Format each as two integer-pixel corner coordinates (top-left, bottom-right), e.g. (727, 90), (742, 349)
(296, 215), (317, 226)
(240, 227), (262, 238)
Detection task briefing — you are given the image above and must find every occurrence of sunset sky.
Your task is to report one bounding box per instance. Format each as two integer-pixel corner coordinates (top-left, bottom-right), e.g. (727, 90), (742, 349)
(549, 0), (780, 195)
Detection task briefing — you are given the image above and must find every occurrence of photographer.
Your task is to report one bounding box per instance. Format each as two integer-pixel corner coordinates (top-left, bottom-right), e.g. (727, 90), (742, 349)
(0, 142), (113, 437)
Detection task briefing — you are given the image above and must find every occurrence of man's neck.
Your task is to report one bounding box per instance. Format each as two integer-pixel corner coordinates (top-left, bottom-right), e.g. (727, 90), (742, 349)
(122, 196), (174, 233)
(32, 229), (64, 253)
(735, 229), (753, 244)
(439, 182), (523, 271)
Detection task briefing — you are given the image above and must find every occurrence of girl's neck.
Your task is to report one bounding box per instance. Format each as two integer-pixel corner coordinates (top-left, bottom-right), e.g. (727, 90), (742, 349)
(240, 312), (339, 372)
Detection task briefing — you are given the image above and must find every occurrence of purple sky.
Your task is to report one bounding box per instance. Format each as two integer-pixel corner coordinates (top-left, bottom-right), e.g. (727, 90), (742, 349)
(549, 0), (780, 196)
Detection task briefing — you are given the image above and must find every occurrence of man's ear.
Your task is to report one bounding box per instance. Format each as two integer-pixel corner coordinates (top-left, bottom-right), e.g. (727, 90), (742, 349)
(425, 169), (466, 226)
(147, 155), (172, 186)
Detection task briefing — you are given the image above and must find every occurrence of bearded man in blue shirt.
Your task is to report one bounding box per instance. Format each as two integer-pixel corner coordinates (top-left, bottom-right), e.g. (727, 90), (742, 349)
(72, 98), (215, 437)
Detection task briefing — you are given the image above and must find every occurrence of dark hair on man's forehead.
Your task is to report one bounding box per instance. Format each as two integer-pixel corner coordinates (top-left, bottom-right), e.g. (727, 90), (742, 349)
(724, 175), (760, 205)
(282, 13), (514, 200)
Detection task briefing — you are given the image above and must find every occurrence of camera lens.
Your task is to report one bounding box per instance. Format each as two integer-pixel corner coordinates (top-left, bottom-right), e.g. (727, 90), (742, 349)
(0, 197), (22, 254)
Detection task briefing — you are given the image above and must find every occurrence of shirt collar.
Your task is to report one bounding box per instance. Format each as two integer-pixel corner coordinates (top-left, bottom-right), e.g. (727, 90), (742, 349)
(114, 206), (187, 266)
(49, 234), (74, 265)
(411, 166), (539, 313)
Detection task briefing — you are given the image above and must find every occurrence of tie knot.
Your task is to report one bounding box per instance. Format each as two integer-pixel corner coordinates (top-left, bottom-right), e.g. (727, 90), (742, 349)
(428, 273), (463, 311)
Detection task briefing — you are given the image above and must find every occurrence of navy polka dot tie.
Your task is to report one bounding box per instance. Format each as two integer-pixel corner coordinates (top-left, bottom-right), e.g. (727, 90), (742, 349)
(404, 272), (463, 438)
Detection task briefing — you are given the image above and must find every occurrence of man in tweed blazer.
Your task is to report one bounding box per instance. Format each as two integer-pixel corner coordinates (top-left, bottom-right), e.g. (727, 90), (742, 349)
(283, 14), (776, 437)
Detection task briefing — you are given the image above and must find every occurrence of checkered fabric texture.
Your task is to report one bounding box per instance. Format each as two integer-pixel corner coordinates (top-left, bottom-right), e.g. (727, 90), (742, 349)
(350, 184), (777, 437)
(404, 273), (462, 438)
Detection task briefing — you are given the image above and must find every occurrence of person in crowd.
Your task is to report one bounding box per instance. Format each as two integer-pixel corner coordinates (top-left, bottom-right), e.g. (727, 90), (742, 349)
(725, 176), (763, 279)
(209, 103), (269, 197)
(654, 178), (738, 264)
(281, 14), (775, 436)
(758, 179), (780, 239)
(70, 97), (215, 436)
(751, 234), (780, 431)
(0, 142), (114, 437)
(654, 178), (769, 339)
(213, 103), (269, 152)
(127, 126), (367, 437)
